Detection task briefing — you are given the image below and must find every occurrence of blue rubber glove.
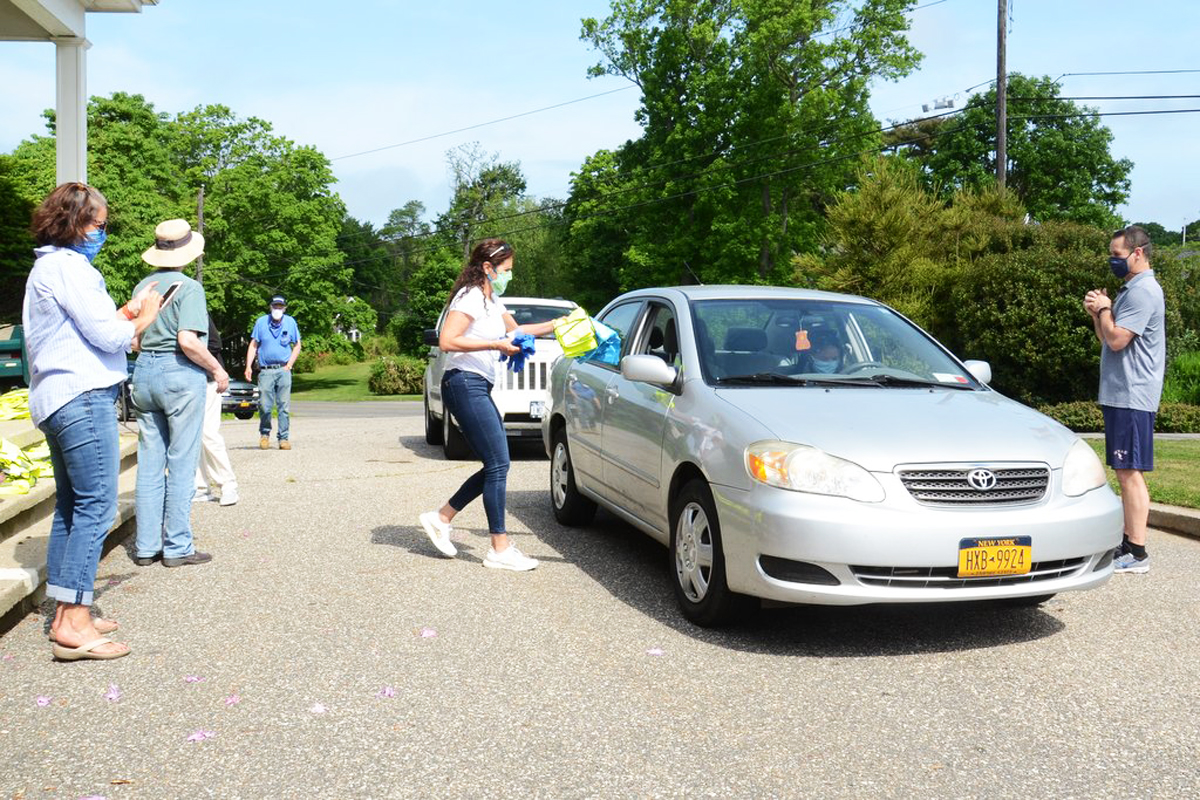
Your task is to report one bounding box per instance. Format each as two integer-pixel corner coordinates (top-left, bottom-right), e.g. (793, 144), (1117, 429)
(499, 332), (537, 372)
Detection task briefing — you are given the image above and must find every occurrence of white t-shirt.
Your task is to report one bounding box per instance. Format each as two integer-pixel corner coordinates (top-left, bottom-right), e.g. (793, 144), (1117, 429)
(443, 286), (509, 380)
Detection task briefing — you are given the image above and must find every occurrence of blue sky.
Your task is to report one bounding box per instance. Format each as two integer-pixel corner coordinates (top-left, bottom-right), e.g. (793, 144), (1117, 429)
(1, 0), (1197, 232)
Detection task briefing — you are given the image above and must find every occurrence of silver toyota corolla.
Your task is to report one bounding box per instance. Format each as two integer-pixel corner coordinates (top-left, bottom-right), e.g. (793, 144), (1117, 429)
(542, 286), (1122, 626)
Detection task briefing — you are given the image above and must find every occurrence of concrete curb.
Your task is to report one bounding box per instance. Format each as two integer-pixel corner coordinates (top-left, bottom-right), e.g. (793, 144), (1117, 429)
(1149, 503), (1200, 542)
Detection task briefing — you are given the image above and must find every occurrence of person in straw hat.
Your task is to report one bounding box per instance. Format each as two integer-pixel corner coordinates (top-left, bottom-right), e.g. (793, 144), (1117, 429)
(129, 219), (228, 569)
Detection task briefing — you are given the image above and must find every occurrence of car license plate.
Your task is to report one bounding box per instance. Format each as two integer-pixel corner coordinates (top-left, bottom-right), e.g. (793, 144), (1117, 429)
(529, 401), (545, 420)
(239, 402), (252, 408)
(957, 536), (1032, 577)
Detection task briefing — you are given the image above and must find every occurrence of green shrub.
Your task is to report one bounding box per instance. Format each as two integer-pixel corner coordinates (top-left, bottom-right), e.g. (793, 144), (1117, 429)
(293, 334), (363, 374)
(1037, 401), (1104, 432)
(361, 334), (399, 359)
(1156, 402), (1200, 433)
(1162, 351), (1200, 405)
(1037, 400), (1200, 433)
(368, 356), (425, 395)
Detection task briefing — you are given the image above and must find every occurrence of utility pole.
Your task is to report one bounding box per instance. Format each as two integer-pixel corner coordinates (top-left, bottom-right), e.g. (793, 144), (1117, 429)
(996, 0), (1007, 189)
(195, 184), (205, 284)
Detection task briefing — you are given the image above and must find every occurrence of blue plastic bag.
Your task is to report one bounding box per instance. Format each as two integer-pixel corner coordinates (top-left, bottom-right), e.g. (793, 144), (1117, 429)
(499, 332), (537, 372)
(581, 318), (621, 367)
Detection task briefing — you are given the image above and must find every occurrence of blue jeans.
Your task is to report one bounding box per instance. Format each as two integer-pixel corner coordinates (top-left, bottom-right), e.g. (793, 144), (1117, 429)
(258, 367), (292, 440)
(131, 352), (207, 559)
(443, 369), (509, 534)
(39, 385), (120, 606)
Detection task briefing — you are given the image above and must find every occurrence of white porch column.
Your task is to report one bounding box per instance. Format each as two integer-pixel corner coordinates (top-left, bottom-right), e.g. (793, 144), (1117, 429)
(54, 36), (90, 185)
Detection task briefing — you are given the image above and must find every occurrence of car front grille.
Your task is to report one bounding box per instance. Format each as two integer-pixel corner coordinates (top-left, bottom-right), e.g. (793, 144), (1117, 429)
(226, 388), (255, 398)
(851, 558), (1086, 589)
(898, 466), (1049, 505)
(496, 360), (550, 392)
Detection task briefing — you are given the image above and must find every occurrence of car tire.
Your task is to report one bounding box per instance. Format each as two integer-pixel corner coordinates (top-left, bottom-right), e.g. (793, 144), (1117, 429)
(442, 410), (472, 460)
(670, 479), (752, 627)
(233, 410), (256, 420)
(425, 395), (443, 445)
(997, 593), (1056, 608)
(550, 427), (596, 526)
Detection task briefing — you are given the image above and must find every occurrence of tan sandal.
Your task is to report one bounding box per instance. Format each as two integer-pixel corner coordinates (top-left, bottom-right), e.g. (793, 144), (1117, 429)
(48, 618), (119, 643)
(51, 638), (130, 661)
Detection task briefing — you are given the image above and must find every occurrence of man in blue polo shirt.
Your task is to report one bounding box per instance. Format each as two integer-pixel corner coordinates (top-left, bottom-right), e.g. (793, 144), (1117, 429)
(1083, 225), (1166, 574)
(245, 295), (302, 450)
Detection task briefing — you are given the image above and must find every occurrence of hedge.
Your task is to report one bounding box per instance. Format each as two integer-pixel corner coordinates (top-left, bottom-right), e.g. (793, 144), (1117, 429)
(368, 356), (425, 395)
(1037, 401), (1200, 433)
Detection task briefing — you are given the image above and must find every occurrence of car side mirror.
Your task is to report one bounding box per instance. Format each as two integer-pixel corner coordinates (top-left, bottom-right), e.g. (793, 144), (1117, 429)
(422, 329), (439, 347)
(621, 354), (679, 391)
(963, 360), (992, 385)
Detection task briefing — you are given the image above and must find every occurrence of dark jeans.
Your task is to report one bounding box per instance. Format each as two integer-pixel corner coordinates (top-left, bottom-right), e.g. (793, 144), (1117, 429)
(443, 369), (509, 534)
(40, 385), (121, 606)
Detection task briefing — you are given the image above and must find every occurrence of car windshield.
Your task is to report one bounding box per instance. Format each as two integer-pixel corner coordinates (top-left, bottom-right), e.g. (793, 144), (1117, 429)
(508, 304), (573, 339)
(691, 298), (979, 389)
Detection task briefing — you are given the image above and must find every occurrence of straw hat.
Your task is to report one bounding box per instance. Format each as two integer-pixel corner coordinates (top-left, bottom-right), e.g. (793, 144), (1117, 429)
(142, 219), (205, 268)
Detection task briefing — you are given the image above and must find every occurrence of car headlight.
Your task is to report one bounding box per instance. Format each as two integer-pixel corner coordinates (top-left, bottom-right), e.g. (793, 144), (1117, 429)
(1062, 438), (1107, 497)
(745, 441), (884, 503)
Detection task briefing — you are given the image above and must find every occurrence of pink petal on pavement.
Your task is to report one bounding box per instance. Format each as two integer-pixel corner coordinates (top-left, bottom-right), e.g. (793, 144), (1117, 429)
(309, 703), (327, 714)
(376, 686), (396, 698)
(186, 730), (215, 742)
(104, 684), (122, 702)
(183, 675), (205, 683)
(78, 795), (107, 799)
(419, 627), (437, 638)
(2, 654), (14, 661)
(224, 694), (241, 706)
(646, 648), (665, 656)
(35, 695), (51, 707)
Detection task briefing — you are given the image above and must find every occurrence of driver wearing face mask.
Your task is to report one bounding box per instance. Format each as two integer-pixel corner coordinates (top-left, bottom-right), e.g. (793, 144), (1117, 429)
(806, 327), (843, 374)
(245, 295), (302, 450)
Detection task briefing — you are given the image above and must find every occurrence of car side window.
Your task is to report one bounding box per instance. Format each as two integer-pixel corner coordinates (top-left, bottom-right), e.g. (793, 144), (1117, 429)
(596, 302), (642, 362)
(636, 303), (679, 368)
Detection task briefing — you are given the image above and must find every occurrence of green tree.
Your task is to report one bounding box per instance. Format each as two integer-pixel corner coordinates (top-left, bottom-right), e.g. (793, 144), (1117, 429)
(573, 0), (922, 291)
(887, 74), (1132, 229)
(0, 156), (35, 322)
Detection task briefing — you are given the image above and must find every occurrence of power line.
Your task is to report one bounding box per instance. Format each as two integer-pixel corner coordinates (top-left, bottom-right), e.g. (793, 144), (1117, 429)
(329, 86), (637, 162)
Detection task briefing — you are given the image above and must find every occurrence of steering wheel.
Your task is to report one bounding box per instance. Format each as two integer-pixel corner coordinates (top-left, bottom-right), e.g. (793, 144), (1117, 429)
(843, 360), (886, 374)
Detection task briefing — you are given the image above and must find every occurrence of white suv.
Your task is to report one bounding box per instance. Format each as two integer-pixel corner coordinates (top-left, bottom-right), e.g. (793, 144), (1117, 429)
(423, 296), (578, 459)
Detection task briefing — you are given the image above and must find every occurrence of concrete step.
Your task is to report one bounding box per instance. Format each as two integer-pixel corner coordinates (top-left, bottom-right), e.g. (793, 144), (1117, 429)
(0, 430), (139, 627)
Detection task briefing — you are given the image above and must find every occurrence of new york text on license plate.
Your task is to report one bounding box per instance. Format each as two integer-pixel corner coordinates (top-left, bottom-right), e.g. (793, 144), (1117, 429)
(958, 536), (1032, 578)
(529, 401), (545, 419)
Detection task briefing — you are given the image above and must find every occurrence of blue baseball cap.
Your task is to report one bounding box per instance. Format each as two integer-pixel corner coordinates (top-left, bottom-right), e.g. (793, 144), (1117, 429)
(270, 295), (286, 307)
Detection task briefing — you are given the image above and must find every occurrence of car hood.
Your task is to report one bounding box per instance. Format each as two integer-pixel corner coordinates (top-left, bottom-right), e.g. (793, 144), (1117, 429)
(715, 386), (1077, 471)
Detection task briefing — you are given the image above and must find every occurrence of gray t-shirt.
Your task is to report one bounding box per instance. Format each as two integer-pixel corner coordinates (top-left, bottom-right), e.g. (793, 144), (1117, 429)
(1099, 269), (1166, 412)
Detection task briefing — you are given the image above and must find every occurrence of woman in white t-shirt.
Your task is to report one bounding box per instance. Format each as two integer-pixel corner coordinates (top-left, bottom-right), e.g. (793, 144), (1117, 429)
(419, 239), (566, 571)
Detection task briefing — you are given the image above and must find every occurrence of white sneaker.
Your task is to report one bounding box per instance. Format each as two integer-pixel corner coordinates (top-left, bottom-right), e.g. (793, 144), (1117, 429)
(483, 545), (538, 572)
(419, 511), (457, 557)
(192, 489), (215, 503)
(219, 487), (239, 507)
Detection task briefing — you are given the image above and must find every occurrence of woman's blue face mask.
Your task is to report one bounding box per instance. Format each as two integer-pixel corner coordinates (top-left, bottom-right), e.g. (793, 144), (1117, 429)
(68, 228), (107, 263)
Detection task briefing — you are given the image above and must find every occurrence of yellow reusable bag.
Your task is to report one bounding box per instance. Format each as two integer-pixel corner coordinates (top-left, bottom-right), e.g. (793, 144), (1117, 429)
(554, 307), (597, 358)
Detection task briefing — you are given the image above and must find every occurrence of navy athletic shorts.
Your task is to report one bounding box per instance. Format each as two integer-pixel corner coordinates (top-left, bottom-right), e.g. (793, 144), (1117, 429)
(1101, 405), (1155, 472)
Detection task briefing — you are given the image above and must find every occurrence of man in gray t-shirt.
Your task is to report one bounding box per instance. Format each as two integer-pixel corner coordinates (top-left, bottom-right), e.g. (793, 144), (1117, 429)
(1083, 225), (1166, 574)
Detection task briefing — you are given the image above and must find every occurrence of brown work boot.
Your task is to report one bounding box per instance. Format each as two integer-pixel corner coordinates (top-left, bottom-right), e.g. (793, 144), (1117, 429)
(279, 440), (292, 451)
(259, 436), (269, 450)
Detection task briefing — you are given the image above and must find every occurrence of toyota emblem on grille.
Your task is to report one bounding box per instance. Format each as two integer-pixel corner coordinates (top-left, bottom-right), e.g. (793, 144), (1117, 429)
(966, 468), (998, 491)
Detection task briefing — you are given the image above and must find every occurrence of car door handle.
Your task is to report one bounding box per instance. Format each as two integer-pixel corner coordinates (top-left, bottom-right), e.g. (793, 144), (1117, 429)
(605, 385), (620, 401)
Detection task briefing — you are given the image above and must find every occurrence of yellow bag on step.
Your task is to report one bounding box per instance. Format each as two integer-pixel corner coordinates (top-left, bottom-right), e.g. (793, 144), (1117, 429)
(553, 307), (597, 358)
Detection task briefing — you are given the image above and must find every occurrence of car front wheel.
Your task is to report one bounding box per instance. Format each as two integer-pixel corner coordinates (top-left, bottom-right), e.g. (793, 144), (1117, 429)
(670, 479), (751, 627)
(550, 427), (596, 526)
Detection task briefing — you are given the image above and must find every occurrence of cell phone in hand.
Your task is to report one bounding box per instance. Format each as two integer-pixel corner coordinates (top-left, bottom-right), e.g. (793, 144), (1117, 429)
(160, 281), (183, 304)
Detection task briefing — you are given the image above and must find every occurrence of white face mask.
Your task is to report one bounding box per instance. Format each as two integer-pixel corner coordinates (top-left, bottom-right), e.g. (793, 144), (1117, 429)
(271, 309), (284, 322)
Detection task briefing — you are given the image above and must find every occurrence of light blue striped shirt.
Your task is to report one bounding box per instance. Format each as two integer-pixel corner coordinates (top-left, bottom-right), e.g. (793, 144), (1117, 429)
(22, 246), (134, 426)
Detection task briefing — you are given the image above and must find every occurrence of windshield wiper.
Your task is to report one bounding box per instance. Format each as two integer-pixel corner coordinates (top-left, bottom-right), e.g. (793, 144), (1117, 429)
(713, 373), (813, 386)
(836, 374), (976, 390)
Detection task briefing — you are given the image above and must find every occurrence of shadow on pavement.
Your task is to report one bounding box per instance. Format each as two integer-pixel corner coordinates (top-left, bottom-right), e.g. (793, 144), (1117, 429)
(399, 435), (548, 462)
(506, 490), (1067, 658)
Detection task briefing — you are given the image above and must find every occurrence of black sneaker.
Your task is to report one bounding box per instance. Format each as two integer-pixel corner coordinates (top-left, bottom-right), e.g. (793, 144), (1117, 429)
(133, 553), (161, 567)
(163, 551), (213, 568)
